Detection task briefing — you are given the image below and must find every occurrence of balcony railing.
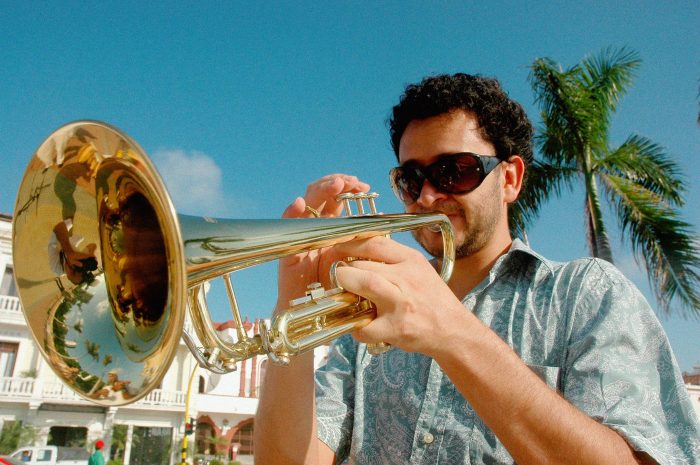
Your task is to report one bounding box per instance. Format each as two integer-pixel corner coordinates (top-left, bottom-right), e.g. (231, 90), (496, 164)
(0, 295), (21, 312)
(138, 388), (187, 406)
(41, 380), (83, 402)
(0, 377), (186, 408)
(0, 376), (35, 397)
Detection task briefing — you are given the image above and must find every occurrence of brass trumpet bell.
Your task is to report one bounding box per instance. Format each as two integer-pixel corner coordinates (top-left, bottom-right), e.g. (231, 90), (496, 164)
(13, 121), (454, 406)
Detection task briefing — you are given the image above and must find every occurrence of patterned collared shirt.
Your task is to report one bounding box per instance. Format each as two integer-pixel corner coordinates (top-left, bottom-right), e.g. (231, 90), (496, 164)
(315, 239), (700, 464)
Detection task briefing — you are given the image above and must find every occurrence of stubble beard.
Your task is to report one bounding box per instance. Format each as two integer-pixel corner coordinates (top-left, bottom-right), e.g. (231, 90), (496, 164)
(412, 182), (502, 260)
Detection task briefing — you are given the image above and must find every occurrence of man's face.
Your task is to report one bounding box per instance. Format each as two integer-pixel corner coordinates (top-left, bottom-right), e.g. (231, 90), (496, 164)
(398, 110), (505, 258)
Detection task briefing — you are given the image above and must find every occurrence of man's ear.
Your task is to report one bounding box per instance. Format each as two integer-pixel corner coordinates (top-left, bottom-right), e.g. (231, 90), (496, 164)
(502, 155), (525, 203)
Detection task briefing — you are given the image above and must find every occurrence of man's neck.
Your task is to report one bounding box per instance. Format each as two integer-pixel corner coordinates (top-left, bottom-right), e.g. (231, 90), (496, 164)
(445, 235), (513, 300)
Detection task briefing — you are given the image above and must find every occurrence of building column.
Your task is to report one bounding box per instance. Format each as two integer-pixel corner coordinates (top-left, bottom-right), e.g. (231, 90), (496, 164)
(123, 424), (134, 465)
(24, 402), (45, 444)
(238, 358), (247, 397)
(250, 320), (259, 398)
(102, 407), (117, 459)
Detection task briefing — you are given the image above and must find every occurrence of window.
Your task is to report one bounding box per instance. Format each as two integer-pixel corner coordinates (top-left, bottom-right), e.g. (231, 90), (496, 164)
(48, 426), (87, 447)
(37, 449), (53, 462)
(0, 342), (18, 377)
(232, 421), (254, 455)
(1, 267), (17, 297)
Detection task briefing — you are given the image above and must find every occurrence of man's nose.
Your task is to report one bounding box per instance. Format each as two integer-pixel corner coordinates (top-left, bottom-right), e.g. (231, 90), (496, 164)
(416, 178), (448, 207)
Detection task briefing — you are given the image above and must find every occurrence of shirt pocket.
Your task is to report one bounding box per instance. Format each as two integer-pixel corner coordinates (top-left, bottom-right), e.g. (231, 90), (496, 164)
(526, 364), (561, 390)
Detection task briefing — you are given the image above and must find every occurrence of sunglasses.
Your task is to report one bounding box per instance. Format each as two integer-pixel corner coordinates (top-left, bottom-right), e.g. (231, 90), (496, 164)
(389, 152), (503, 204)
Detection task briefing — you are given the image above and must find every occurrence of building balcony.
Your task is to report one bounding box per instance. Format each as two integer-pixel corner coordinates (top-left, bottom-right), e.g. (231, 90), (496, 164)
(0, 376), (187, 410)
(194, 392), (259, 416)
(0, 295), (24, 325)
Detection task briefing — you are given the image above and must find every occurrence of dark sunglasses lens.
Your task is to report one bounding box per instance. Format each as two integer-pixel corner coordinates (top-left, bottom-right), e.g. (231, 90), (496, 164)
(390, 167), (423, 203)
(430, 154), (481, 193)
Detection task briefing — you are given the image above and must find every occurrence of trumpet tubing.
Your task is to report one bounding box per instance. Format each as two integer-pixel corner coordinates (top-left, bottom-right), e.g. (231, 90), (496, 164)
(13, 120), (454, 406)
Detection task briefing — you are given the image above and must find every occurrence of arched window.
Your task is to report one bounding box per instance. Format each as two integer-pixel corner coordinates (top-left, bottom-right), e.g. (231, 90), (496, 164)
(232, 421), (254, 455)
(198, 375), (205, 394)
(195, 422), (214, 455)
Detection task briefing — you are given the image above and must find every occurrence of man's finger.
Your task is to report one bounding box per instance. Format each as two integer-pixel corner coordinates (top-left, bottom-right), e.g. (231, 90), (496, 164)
(282, 197), (306, 219)
(333, 236), (418, 265)
(335, 265), (400, 304)
(304, 175), (371, 216)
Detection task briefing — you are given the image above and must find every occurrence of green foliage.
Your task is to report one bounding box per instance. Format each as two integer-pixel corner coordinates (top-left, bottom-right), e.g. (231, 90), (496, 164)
(107, 460), (124, 465)
(209, 460), (224, 465)
(109, 424), (128, 461)
(205, 435), (230, 458)
(111, 424), (127, 449)
(19, 368), (37, 378)
(0, 421), (36, 454)
(130, 426), (172, 465)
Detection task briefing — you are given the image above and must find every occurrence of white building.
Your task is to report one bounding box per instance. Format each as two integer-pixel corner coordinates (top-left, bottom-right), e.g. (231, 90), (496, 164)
(0, 213), (328, 464)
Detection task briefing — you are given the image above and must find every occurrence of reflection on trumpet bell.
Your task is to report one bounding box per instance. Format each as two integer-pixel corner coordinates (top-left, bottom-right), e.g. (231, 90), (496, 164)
(98, 161), (170, 362)
(13, 120), (455, 407)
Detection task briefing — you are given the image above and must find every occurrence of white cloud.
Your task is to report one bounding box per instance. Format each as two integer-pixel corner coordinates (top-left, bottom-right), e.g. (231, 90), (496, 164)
(152, 148), (231, 217)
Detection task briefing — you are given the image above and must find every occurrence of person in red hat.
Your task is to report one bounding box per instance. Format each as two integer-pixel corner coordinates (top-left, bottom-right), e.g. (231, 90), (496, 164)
(88, 439), (105, 465)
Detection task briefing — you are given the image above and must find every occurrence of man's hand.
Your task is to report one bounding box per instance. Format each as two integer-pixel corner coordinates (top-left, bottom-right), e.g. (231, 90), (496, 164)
(332, 236), (464, 356)
(276, 174), (370, 307)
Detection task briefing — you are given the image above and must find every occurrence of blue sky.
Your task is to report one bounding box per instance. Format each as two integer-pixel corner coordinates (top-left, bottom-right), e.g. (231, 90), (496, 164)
(2, 2), (699, 371)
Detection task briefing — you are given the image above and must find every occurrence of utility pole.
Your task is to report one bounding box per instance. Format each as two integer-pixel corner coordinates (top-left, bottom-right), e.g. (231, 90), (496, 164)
(181, 364), (199, 465)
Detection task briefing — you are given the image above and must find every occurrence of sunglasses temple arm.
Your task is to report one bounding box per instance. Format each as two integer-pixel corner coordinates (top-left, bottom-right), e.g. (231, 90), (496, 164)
(482, 156), (502, 173)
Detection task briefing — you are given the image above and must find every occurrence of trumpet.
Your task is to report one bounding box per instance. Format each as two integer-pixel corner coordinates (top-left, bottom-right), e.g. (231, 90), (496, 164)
(13, 121), (454, 406)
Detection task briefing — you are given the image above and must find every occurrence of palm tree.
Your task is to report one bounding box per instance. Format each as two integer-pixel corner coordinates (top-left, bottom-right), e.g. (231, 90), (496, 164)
(0, 421), (36, 453)
(511, 46), (700, 317)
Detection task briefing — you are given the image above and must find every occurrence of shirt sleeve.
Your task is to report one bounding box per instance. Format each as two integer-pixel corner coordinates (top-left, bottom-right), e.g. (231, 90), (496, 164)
(562, 259), (700, 464)
(315, 334), (358, 461)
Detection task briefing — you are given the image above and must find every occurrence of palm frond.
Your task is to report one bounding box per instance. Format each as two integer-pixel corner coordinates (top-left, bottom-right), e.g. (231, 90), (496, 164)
(530, 57), (612, 167)
(581, 46), (641, 116)
(530, 59), (591, 162)
(602, 174), (700, 317)
(596, 134), (684, 205)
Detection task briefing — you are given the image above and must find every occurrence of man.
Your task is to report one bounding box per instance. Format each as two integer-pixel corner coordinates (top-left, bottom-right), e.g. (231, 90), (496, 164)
(88, 440), (105, 465)
(255, 74), (699, 464)
(48, 140), (99, 286)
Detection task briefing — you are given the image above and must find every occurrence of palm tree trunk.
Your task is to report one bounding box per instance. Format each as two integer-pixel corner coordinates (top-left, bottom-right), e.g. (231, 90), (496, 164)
(584, 169), (613, 262)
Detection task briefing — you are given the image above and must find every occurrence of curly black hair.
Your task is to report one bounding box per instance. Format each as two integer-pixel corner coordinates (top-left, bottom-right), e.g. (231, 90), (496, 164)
(389, 73), (533, 166)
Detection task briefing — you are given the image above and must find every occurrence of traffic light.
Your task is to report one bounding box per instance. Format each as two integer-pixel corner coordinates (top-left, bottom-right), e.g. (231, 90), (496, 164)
(185, 417), (196, 435)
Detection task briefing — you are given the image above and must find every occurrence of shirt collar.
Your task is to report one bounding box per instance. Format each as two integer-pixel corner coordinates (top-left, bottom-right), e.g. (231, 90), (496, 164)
(468, 238), (555, 297)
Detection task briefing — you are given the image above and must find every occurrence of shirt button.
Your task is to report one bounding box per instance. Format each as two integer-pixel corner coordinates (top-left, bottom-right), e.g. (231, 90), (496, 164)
(422, 432), (434, 444)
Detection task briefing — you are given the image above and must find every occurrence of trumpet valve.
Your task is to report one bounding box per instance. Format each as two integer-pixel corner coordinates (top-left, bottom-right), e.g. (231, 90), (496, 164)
(337, 192), (380, 217)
